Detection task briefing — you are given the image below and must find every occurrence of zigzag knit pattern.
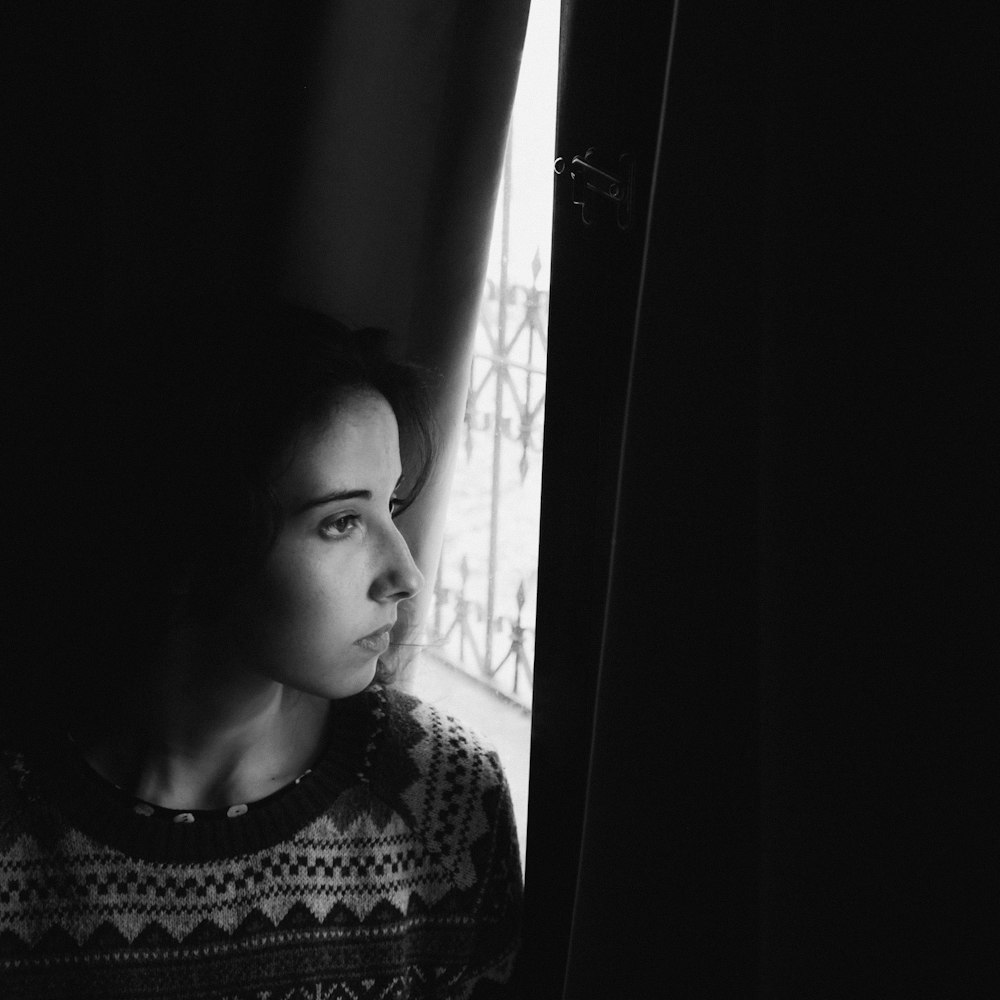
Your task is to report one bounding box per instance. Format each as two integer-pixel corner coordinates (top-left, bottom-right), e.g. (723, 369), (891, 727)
(0, 686), (522, 999)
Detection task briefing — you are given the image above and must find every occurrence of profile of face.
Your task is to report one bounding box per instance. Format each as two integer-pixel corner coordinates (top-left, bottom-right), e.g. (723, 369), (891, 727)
(226, 389), (424, 700)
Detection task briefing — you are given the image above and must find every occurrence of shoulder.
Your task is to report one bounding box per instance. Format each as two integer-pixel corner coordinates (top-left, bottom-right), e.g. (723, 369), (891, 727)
(369, 686), (518, 870)
(381, 686), (503, 768)
(372, 689), (523, 988)
(376, 685), (508, 798)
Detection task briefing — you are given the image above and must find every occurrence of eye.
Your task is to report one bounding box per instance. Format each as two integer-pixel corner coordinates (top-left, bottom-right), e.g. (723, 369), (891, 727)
(389, 496), (403, 518)
(318, 513), (360, 540)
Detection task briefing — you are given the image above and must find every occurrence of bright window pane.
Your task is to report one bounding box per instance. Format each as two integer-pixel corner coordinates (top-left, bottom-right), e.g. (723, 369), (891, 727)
(407, 0), (559, 863)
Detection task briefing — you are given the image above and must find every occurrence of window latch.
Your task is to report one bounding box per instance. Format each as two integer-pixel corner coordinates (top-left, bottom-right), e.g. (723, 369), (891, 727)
(554, 148), (634, 229)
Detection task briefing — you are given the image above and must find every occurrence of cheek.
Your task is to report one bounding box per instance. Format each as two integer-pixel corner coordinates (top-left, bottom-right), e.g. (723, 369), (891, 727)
(255, 552), (350, 641)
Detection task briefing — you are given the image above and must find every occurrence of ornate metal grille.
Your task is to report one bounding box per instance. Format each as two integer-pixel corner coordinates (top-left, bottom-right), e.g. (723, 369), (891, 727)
(428, 246), (547, 711)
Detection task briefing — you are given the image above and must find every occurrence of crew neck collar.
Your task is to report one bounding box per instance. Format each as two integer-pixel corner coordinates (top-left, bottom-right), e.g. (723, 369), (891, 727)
(44, 685), (387, 863)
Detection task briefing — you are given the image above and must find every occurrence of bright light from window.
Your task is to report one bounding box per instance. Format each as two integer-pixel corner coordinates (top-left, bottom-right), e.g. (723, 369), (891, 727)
(409, 0), (559, 863)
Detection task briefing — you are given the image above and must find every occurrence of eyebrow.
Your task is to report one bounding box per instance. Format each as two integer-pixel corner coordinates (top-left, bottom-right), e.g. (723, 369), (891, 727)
(293, 475), (404, 515)
(294, 489), (372, 514)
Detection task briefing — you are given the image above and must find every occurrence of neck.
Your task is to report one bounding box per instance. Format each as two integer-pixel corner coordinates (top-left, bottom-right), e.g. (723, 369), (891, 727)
(83, 628), (330, 811)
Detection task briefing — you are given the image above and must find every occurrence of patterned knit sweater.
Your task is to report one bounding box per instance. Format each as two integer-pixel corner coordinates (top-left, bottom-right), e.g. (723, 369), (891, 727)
(0, 685), (522, 999)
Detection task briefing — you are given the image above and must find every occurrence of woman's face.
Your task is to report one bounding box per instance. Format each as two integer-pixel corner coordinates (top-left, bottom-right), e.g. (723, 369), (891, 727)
(230, 389), (424, 699)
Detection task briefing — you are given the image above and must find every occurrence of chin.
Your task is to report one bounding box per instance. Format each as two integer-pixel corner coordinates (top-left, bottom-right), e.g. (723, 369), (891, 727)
(329, 660), (379, 700)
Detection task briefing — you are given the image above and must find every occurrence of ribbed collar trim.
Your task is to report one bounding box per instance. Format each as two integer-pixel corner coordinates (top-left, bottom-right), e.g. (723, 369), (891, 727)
(38, 685), (387, 863)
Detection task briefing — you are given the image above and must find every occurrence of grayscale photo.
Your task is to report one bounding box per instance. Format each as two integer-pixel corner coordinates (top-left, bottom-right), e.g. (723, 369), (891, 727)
(2, 1), (991, 997)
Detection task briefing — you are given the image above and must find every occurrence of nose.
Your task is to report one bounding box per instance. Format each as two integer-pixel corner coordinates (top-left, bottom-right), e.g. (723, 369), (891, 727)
(370, 521), (424, 604)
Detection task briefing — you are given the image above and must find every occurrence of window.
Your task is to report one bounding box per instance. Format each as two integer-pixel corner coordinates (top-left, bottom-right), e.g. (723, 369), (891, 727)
(407, 0), (560, 862)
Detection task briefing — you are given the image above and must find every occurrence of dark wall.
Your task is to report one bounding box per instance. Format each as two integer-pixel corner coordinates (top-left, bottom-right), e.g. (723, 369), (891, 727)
(5, 10), (101, 729)
(758, 6), (993, 993)
(4, 5), (316, 731)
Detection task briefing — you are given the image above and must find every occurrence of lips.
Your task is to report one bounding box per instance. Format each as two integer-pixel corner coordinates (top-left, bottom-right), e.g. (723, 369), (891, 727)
(355, 624), (393, 654)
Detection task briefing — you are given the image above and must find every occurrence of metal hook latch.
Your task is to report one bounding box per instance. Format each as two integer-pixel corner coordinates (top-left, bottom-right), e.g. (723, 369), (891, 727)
(554, 149), (634, 229)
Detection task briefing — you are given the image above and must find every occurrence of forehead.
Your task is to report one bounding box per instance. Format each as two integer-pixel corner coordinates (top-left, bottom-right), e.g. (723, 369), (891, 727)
(275, 390), (401, 499)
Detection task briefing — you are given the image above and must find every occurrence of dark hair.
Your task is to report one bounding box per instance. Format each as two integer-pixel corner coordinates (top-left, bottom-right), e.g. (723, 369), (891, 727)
(98, 295), (438, 678)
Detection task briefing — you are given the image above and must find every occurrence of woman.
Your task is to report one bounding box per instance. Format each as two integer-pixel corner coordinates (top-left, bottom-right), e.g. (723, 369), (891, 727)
(0, 298), (522, 998)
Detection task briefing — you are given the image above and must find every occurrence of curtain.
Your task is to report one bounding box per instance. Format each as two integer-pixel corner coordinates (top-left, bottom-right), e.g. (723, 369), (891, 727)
(555, 1), (761, 985)
(531, 1), (992, 995)
(100, 0), (529, 619)
(274, 0), (532, 632)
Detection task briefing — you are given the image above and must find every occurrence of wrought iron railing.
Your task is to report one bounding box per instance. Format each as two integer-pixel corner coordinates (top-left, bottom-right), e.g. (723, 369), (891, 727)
(428, 254), (547, 711)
